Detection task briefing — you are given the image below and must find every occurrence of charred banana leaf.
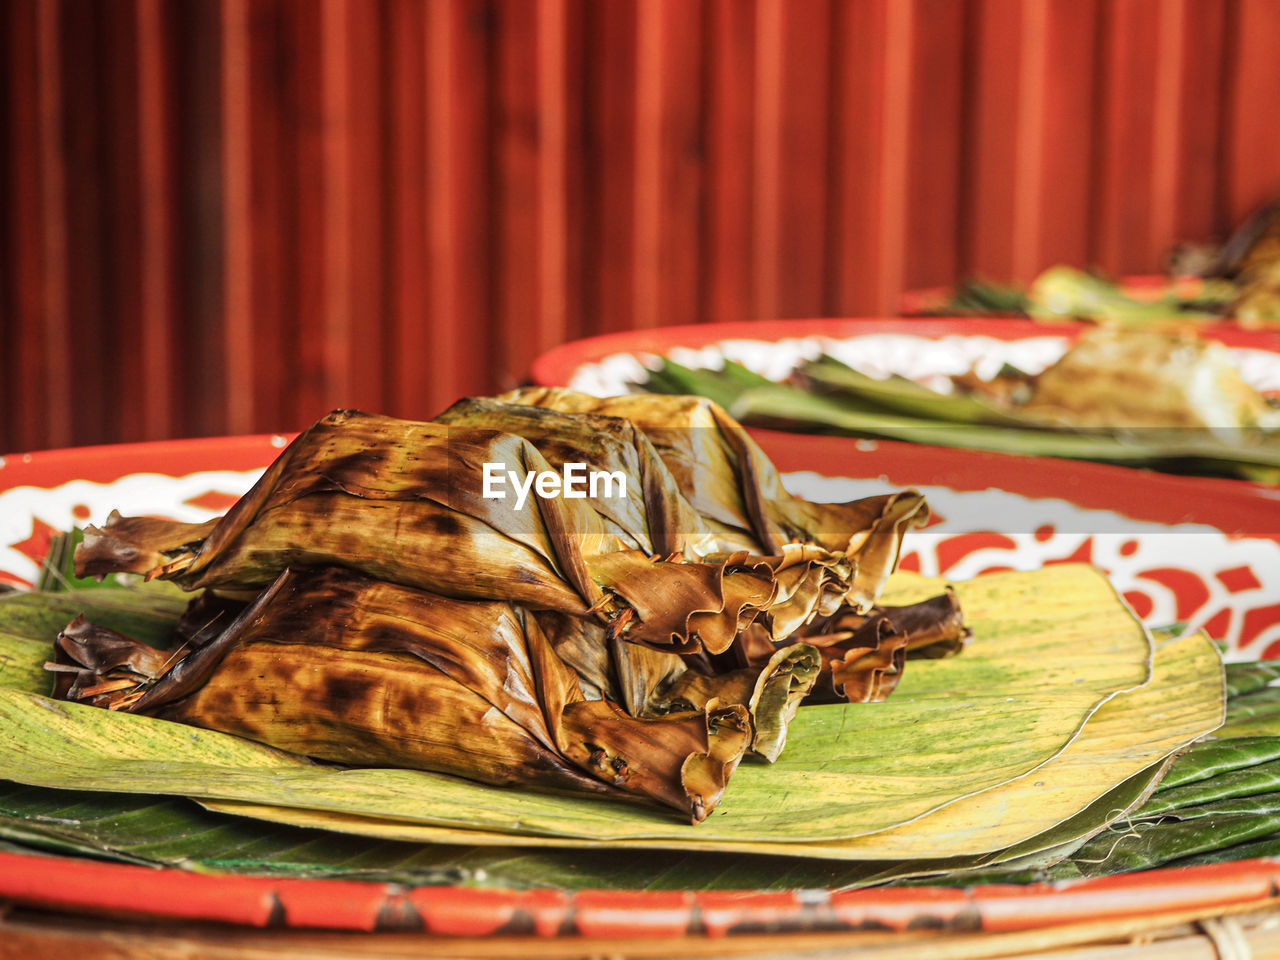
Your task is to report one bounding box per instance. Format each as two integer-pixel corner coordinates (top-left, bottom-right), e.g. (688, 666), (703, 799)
(53, 566), (803, 823)
(76, 400), (929, 653)
(500, 388), (928, 612)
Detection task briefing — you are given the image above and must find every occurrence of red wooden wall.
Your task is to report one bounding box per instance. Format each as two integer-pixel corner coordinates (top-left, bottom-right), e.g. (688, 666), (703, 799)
(4, 0), (1280, 452)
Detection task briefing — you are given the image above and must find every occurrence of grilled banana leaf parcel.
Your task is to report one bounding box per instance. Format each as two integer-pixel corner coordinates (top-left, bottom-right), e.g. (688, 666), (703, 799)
(53, 566), (796, 822)
(57, 395), (962, 822)
(76, 399), (929, 654)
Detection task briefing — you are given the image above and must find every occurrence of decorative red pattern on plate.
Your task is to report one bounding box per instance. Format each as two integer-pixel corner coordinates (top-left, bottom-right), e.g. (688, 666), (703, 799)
(934, 532), (1020, 574)
(1204, 609), (1235, 642)
(1045, 538), (1094, 567)
(9, 518), (59, 567)
(183, 489), (246, 513)
(1242, 603), (1280, 650)
(1136, 569), (1213, 622)
(1123, 591), (1155, 619)
(1218, 565), (1264, 594)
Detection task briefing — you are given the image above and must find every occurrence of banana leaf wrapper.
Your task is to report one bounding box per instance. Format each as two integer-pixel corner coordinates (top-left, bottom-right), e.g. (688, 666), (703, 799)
(710, 587), (971, 705)
(52, 565), (826, 823)
(499, 389), (929, 610)
(75, 412), (776, 654)
(76, 402), (928, 656)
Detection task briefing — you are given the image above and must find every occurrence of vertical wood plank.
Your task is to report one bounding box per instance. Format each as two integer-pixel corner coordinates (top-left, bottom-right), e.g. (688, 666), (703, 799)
(319, 0), (353, 408)
(901, 0), (965, 291)
(964, 0), (1022, 282)
(702, 0), (756, 325)
(346, 0), (387, 414)
(583, 1), (638, 334)
(243, 0), (289, 434)
(873, 0), (912, 313)
(1170, 0), (1227, 245)
(422, 0), (492, 410)
(1148, 0), (1188, 261)
(0, 0), (13, 452)
(1008, 0), (1047, 282)
(101, 0), (145, 442)
(493, 0), (538, 387)
(1093, 0), (1161, 274)
(419, 0), (463, 414)
(3, 0), (68, 452)
(633, 0), (704, 330)
(61, 0), (109, 445)
(287, 0), (328, 427)
(135, 0), (177, 440)
(655, 0), (705, 330)
(535, 0), (571, 356)
(756, 0), (836, 317)
(1031, 0), (1096, 273)
(560, 1), (587, 348)
(168, 0), (225, 440)
(963, 0), (1099, 283)
(632, 0), (663, 329)
(493, 0), (567, 389)
(1224, 0), (1280, 224)
(386, 0), (429, 419)
(221, 0), (253, 434)
(1142, 0), (1229, 267)
(830, 0), (889, 314)
(37, 0), (73, 448)
(750, 0), (783, 317)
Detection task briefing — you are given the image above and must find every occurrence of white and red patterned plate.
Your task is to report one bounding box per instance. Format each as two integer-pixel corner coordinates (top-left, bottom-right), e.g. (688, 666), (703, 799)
(2, 393), (1280, 933)
(533, 318), (1280, 659)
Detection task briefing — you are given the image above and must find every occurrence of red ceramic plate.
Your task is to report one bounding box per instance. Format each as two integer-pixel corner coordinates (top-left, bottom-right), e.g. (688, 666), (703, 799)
(2, 430), (1280, 934)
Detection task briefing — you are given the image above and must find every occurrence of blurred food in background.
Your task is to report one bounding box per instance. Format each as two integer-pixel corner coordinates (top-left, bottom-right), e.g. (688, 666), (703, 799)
(918, 200), (1280, 328)
(640, 327), (1280, 483)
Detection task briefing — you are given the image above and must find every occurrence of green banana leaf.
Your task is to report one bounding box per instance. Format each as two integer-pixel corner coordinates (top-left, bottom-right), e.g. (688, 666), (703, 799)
(0, 586), (188, 650)
(638, 357), (1280, 482)
(0, 606), (1239, 890)
(1141, 760), (1280, 816)
(1071, 808), (1280, 877)
(192, 626), (1213, 862)
(1156, 832), (1280, 869)
(727, 382), (1280, 480)
(1157, 737), (1280, 791)
(935, 268), (1233, 324)
(645, 359), (775, 412)
(1212, 702), (1280, 739)
(1224, 661), (1280, 698)
(1222, 685), (1280, 721)
(796, 355), (1018, 426)
(0, 759), (1163, 892)
(0, 565), (1155, 855)
(0, 634), (54, 693)
(0, 638), (1200, 888)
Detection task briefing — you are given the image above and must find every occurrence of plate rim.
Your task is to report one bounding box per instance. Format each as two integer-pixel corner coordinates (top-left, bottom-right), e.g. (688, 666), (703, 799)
(529, 315), (1280, 390)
